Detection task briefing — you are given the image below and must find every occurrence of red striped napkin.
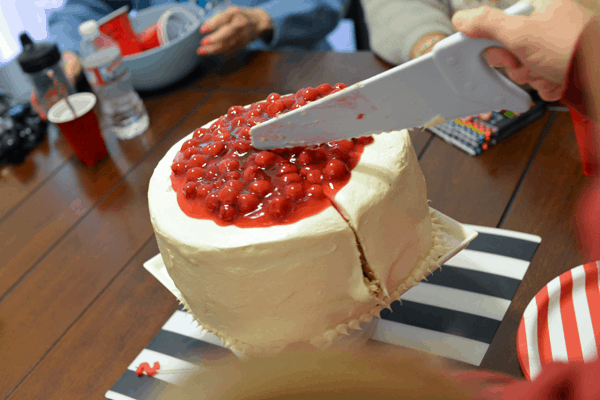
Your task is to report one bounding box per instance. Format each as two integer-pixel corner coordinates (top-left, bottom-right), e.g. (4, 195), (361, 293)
(517, 261), (600, 380)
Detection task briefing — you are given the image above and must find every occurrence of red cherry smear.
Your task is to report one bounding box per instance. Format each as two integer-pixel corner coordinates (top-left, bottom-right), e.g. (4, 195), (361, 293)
(170, 83), (374, 227)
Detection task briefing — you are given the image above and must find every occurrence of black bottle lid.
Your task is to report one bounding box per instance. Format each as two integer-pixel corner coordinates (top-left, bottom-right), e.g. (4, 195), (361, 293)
(16, 32), (61, 74)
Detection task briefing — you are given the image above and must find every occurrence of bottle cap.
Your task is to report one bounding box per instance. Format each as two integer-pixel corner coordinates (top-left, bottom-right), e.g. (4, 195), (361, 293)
(16, 32), (61, 74)
(78, 20), (101, 39)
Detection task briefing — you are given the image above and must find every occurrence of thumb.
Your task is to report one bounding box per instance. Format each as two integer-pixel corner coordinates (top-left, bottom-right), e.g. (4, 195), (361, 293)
(452, 6), (524, 45)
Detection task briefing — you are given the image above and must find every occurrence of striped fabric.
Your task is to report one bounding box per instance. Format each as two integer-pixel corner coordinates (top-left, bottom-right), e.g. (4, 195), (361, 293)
(517, 261), (600, 381)
(106, 225), (541, 400)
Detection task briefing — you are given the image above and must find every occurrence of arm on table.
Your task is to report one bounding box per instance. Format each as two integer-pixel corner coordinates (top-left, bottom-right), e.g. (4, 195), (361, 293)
(199, 0), (351, 54)
(360, 0), (454, 64)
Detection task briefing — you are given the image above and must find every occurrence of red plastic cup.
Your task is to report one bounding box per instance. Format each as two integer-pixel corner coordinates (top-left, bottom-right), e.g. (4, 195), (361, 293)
(47, 93), (108, 166)
(98, 6), (145, 56)
(568, 105), (598, 177)
(137, 22), (162, 51)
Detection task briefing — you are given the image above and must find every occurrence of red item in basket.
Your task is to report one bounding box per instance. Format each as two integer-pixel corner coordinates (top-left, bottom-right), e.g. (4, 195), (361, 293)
(98, 6), (145, 56)
(47, 93), (108, 166)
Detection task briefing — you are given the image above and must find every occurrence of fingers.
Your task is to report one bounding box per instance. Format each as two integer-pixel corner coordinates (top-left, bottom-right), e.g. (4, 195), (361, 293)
(452, 6), (526, 46)
(200, 7), (238, 34)
(484, 47), (521, 69)
(197, 9), (260, 55)
(62, 51), (81, 86)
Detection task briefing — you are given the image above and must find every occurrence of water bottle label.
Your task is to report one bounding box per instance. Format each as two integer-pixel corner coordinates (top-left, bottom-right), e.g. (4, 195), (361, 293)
(84, 58), (126, 87)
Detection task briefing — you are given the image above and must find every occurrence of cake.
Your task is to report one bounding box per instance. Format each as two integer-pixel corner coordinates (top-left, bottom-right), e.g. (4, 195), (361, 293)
(148, 84), (449, 355)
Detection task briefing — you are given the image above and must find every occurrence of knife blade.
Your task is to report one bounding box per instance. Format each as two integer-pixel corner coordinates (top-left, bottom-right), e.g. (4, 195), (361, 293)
(250, 1), (534, 150)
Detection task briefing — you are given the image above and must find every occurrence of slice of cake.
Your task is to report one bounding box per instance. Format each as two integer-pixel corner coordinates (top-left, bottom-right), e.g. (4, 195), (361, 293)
(148, 84), (450, 355)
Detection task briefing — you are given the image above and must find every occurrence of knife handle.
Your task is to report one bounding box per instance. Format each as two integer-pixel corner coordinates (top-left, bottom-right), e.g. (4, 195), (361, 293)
(430, 1), (534, 113)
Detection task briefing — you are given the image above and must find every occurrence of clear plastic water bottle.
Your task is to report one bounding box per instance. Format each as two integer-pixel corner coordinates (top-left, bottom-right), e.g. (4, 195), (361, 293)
(77, 20), (149, 140)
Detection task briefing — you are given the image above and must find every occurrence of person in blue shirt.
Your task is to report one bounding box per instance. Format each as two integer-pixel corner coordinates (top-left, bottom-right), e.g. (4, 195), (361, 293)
(47, 0), (350, 85)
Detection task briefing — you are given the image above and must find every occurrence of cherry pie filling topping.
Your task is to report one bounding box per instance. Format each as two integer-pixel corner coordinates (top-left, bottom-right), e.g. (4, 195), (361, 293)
(170, 83), (373, 227)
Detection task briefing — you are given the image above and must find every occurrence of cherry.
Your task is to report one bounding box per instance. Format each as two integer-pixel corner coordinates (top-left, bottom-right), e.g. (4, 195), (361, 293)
(225, 171), (242, 181)
(213, 179), (225, 188)
(196, 184), (212, 198)
(268, 196), (291, 219)
(266, 101), (285, 117)
(219, 204), (237, 221)
(302, 87), (318, 102)
(334, 83), (347, 90)
(285, 183), (304, 200)
(208, 142), (226, 157)
(227, 105), (245, 119)
(266, 93), (281, 103)
(247, 109), (261, 118)
(306, 170), (323, 184)
(278, 163), (298, 176)
(299, 165), (315, 176)
(193, 128), (209, 140)
(238, 193), (260, 214)
(248, 180), (272, 197)
(210, 117), (225, 131)
(253, 102), (268, 112)
(324, 159), (349, 180)
(307, 185), (324, 199)
(205, 193), (221, 212)
(316, 83), (332, 96)
(184, 147), (201, 159)
(205, 165), (219, 180)
(219, 204), (236, 221)
(219, 187), (239, 204)
(226, 179), (245, 191)
(231, 117), (247, 128)
(181, 138), (200, 151)
(171, 161), (187, 175)
(255, 151), (277, 168)
(185, 167), (204, 182)
(295, 88), (306, 98)
(243, 165), (262, 181)
(296, 150), (313, 166)
(183, 182), (197, 198)
(233, 140), (251, 153)
(188, 155), (208, 168)
(246, 118), (260, 127)
(281, 173), (302, 184)
(237, 128), (251, 140)
(280, 95), (295, 108)
(214, 128), (231, 142)
(219, 159), (240, 173)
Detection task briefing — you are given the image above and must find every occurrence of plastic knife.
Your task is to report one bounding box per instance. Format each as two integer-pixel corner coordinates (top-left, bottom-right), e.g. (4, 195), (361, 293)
(250, 1), (535, 150)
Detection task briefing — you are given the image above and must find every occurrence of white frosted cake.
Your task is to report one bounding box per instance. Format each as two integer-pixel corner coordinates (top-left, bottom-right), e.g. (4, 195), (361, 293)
(148, 84), (449, 355)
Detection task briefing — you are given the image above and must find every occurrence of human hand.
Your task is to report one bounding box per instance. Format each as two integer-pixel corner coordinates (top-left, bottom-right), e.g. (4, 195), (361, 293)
(197, 7), (273, 56)
(31, 51), (81, 120)
(452, 0), (593, 102)
(158, 343), (481, 400)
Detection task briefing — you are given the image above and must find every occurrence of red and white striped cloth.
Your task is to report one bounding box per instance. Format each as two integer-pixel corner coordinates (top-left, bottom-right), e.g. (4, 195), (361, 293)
(517, 261), (600, 380)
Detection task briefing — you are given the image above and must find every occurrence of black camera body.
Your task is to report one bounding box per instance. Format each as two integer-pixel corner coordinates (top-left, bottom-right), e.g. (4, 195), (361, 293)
(0, 93), (48, 165)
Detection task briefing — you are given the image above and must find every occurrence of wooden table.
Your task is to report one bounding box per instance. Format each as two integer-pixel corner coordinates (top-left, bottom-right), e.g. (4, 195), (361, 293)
(0, 51), (590, 399)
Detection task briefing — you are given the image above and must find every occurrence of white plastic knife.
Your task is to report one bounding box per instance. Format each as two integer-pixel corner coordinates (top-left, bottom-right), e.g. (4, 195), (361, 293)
(251, 1), (534, 150)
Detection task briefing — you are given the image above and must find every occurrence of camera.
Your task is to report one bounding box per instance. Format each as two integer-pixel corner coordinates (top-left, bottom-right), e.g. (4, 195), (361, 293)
(0, 92), (48, 165)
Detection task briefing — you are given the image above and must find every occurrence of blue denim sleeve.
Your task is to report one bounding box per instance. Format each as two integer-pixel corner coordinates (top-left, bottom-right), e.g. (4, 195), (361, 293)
(257, 0), (350, 49)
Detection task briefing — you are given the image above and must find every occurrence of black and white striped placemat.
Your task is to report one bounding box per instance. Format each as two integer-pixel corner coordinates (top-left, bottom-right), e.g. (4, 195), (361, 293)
(106, 225), (541, 400)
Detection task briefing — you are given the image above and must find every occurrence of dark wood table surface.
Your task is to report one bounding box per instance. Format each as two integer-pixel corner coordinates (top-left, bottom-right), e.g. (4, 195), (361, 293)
(0, 51), (590, 399)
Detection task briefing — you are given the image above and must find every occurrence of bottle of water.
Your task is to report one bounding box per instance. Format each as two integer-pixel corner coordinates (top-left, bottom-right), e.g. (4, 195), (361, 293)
(77, 20), (149, 139)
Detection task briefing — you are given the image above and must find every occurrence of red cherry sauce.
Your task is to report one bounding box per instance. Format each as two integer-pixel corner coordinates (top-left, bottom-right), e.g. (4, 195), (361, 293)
(170, 83), (374, 227)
